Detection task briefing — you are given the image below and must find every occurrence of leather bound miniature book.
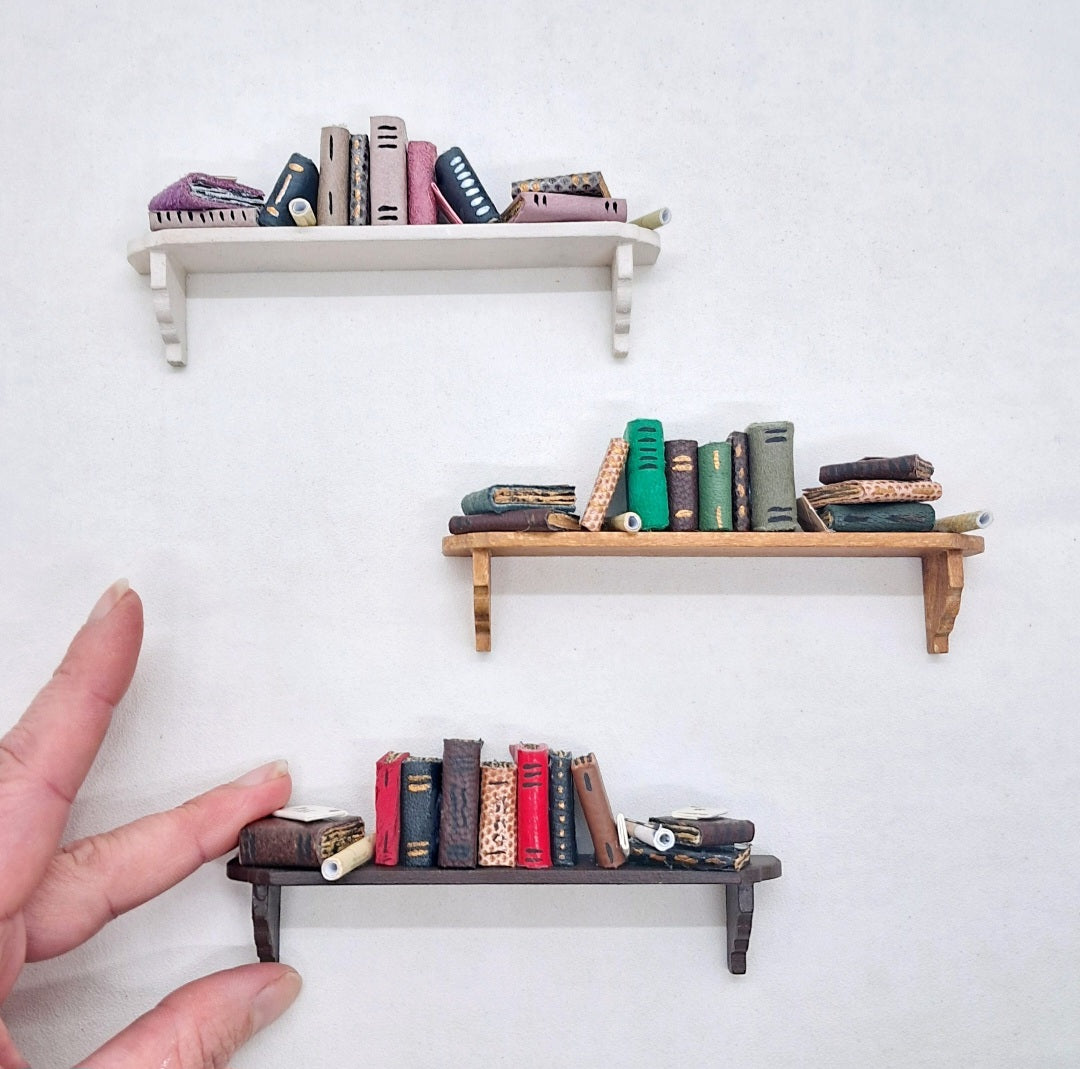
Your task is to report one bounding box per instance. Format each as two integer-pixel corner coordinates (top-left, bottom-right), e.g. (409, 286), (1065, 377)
(401, 757), (442, 867)
(374, 751), (409, 865)
(548, 749), (577, 867)
(512, 743), (552, 868)
(624, 419), (670, 530)
(625, 841), (751, 871)
(406, 140), (438, 225)
(820, 502), (936, 532)
(434, 147), (500, 224)
(649, 815), (755, 847)
(460, 485), (576, 514)
(478, 762), (517, 867)
(665, 439), (699, 531)
(510, 172), (611, 198)
(803, 480), (944, 508)
(448, 510), (581, 534)
(746, 421), (798, 531)
(349, 133), (371, 225)
(370, 116), (408, 225)
(437, 738), (483, 868)
(698, 441), (734, 531)
(239, 815), (366, 868)
(819, 454), (934, 484)
(259, 153), (319, 227)
(501, 192), (627, 223)
(318, 125), (350, 225)
(570, 753), (625, 869)
(581, 438), (629, 532)
(148, 173), (264, 230)
(727, 431), (751, 531)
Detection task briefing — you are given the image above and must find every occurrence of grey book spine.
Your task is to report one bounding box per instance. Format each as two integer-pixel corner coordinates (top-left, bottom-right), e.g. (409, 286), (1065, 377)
(746, 421), (797, 531)
(370, 116), (408, 225)
(317, 125), (350, 225)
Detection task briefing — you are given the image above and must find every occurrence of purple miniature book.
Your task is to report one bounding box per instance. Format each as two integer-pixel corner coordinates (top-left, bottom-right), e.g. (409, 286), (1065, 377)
(148, 172), (265, 230)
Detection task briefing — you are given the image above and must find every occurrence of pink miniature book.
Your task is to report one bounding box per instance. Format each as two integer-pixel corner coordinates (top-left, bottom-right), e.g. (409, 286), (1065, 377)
(407, 141), (438, 224)
(502, 191), (627, 224)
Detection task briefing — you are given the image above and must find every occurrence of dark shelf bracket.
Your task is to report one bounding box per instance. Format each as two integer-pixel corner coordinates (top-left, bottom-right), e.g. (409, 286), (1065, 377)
(252, 883), (281, 964)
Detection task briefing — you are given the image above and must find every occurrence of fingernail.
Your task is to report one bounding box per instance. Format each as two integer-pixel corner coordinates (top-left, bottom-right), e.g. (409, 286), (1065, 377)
(87, 578), (130, 623)
(251, 968), (302, 1033)
(232, 759), (289, 788)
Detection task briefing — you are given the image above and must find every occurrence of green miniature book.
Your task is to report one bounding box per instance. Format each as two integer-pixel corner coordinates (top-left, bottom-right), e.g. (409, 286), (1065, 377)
(698, 441), (734, 531)
(624, 419), (669, 530)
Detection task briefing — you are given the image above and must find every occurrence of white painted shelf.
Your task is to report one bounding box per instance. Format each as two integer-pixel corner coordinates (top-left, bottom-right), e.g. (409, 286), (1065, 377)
(126, 223), (662, 366)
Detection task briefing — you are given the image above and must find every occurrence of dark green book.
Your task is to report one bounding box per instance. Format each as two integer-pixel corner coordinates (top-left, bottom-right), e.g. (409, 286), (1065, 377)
(820, 502), (936, 532)
(698, 441), (734, 531)
(624, 419), (669, 530)
(624, 841), (751, 871)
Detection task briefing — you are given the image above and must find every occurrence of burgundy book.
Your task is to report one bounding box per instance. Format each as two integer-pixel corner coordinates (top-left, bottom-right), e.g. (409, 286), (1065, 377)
(649, 814), (756, 847)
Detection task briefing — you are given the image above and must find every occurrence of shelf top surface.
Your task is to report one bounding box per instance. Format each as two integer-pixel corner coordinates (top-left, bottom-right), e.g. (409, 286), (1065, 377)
(441, 531), (986, 559)
(226, 854), (782, 887)
(127, 221), (661, 275)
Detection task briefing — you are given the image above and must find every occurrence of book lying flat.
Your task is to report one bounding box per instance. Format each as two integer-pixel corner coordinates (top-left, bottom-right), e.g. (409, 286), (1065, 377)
(448, 510), (581, 534)
(803, 479), (944, 508)
(239, 815), (366, 868)
(649, 814), (755, 847)
(511, 172), (611, 198)
(819, 502), (936, 532)
(501, 192), (626, 223)
(460, 484), (576, 514)
(625, 842), (751, 871)
(819, 454), (934, 484)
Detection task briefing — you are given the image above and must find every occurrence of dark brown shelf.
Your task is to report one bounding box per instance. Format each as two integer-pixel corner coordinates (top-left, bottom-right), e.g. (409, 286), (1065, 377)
(226, 853), (782, 974)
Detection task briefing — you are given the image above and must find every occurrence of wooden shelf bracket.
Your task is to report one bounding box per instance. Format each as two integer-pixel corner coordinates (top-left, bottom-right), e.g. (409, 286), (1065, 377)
(921, 548), (966, 654)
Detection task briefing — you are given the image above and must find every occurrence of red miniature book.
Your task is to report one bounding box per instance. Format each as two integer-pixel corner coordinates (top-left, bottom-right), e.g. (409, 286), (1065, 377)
(511, 742), (552, 868)
(375, 751), (409, 865)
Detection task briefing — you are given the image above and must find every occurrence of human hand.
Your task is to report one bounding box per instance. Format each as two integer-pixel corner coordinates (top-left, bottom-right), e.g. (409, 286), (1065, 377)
(0, 580), (301, 1067)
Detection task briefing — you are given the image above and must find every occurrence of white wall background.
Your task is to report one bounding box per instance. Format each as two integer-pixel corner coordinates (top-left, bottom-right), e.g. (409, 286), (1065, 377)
(2, 1), (1078, 1065)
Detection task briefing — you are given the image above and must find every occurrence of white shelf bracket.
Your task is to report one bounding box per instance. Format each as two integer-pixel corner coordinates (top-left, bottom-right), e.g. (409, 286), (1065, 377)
(149, 249), (188, 367)
(611, 241), (634, 357)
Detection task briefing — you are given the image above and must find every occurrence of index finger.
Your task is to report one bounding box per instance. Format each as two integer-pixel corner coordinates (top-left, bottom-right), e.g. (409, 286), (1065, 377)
(0, 580), (143, 917)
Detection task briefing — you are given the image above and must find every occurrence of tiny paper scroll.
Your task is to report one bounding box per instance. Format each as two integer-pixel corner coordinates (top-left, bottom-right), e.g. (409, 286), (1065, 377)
(617, 814), (676, 853)
(606, 512), (642, 533)
(289, 198), (317, 226)
(321, 834), (375, 880)
(630, 207), (671, 229)
(933, 510), (993, 533)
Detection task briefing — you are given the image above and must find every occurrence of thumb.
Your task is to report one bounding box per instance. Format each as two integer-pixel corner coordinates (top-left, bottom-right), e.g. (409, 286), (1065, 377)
(76, 963), (300, 1068)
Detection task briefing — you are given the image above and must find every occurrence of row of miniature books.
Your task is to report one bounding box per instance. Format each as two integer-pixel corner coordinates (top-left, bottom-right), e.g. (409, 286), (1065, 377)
(148, 117), (670, 232)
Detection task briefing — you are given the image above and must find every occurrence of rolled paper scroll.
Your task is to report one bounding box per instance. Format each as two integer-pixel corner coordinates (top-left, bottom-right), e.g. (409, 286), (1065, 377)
(289, 198), (317, 226)
(630, 207), (671, 229)
(933, 510), (994, 533)
(321, 834), (375, 880)
(617, 814), (676, 853)
(606, 512), (642, 533)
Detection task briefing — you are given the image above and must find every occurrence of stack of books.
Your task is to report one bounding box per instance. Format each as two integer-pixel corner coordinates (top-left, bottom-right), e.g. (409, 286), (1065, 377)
(448, 483), (580, 534)
(626, 811), (755, 871)
(801, 454), (942, 532)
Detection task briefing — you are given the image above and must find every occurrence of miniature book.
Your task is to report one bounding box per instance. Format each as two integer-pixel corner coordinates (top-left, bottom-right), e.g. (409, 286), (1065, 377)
(625, 842), (751, 871)
(746, 421), (797, 531)
(448, 510), (581, 534)
(511, 743), (552, 868)
(434, 146), (500, 223)
(510, 172), (611, 198)
(548, 749), (577, 867)
(803, 479), (944, 508)
(370, 116), (408, 225)
(796, 495), (829, 532)
(649, 814), (755, 847)
(501, 192), (627, 223)
(317, 125), (350, 225)
(581, 437), (629, 532)
(348, 133), (371, 224)
(437, 738), (483, 868)
(430, 182), (463, 224)
(727, 431), (751, 531)
(665, 439), (699, 531)
(624, 419), (670, 530)
(460, 485), (576, 514)
(819, 454), (934, 484)
(238, 814), (366, 868)
(148, 173), (264, 230)
(478, 762), (517, 867)
(571, 753), (625, 868)
(406, 140), (438, 224)
(374, 751), (409, 865)
(401, 757), (442, 867)
(820, 502), (936, 532)
(259, 153), (319, 227)
(698, 441), (734, 531)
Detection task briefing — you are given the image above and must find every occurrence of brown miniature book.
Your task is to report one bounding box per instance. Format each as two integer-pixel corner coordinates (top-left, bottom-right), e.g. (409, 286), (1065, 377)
(665, 439), (699, 531)
(649, 814), (755, 847)
(819, 454), (934, 484)
(238, 814), (366, 868)
(448, 510), (581, 534)
(478, 762), (517, 867)
(570, 753), (624, 868)
(803, 480), (943, 508)
(437, 738), (483, 868)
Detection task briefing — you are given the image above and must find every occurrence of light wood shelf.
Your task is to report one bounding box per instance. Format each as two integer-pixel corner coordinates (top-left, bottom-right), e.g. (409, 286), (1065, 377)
(126, 222), (661, 366)
(226, 853), (782, 975)
(441, 531), (985, 654)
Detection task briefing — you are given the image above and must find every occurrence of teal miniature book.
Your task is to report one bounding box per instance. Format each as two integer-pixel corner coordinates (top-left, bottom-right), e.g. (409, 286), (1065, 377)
(820, 502), (936, 532)
(624, 419), (669, 530)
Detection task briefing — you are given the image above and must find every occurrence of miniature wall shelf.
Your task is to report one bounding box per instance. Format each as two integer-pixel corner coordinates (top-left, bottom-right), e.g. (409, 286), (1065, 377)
(226, 853), (781, 975)
(442, 531), (985, 654)
(126, 222), (661, 366)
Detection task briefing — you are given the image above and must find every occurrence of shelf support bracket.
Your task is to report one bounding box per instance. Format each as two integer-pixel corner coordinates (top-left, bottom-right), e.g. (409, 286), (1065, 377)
(149, 249), (188, 367)
(472, 549), (492, 652)
(922, 549), (965, 655)
(251, 883), (282, 963)
(611, 241), (633, 357)
(725, 882), (755, 974)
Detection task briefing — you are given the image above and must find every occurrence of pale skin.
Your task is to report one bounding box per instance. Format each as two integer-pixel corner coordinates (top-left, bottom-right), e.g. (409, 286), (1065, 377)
(0, 580), (301, 1067)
